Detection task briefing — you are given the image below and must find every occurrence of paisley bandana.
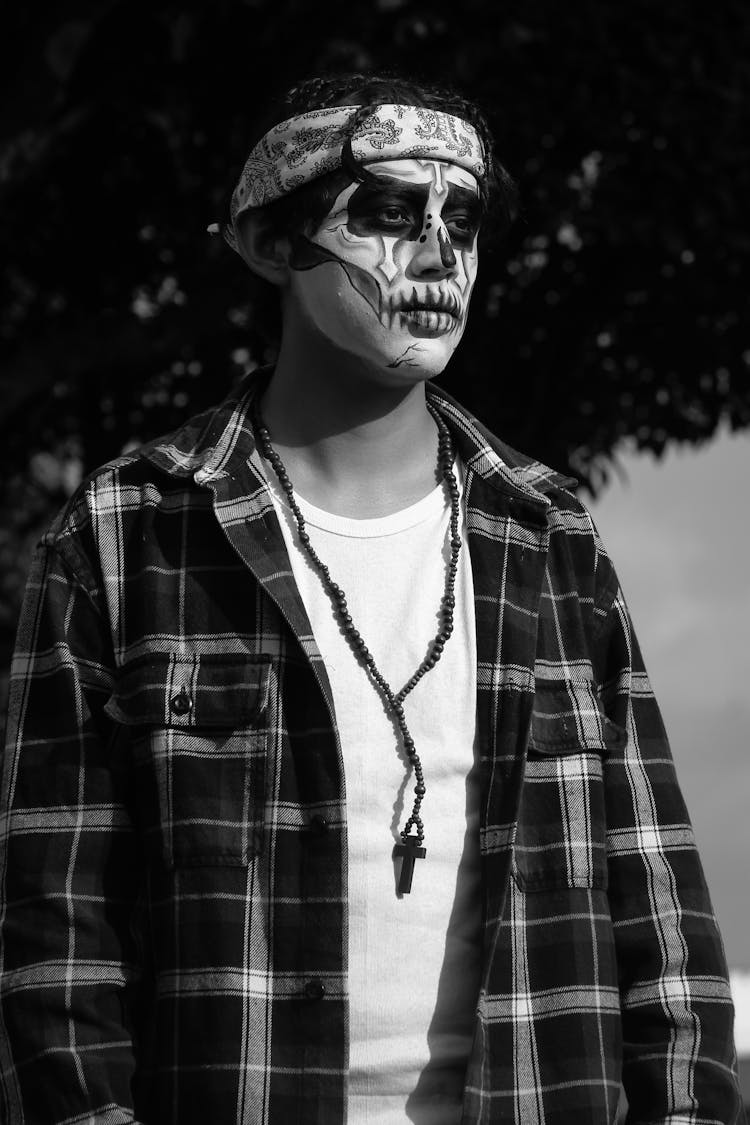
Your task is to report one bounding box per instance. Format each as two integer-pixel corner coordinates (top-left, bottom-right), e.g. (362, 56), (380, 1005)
(220, 104), (486, 253)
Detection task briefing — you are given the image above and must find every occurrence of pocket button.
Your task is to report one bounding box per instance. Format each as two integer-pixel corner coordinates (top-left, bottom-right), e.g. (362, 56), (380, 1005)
(304, 979), (326, 1001)
(169, 689), (192, 716)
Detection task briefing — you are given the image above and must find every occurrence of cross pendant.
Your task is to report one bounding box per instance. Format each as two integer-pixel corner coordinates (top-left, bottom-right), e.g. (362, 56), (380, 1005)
(393, 835), (426, 894)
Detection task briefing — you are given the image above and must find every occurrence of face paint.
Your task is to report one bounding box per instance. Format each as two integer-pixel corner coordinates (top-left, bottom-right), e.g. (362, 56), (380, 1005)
(287, 159), (481, 376)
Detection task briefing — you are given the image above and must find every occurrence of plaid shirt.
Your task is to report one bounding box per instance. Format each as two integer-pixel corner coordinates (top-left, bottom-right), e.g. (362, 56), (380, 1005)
(0, 371), (744, 1124)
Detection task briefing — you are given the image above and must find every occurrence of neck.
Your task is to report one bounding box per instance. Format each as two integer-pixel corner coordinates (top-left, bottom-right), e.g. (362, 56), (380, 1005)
(259, 331), (442, 517)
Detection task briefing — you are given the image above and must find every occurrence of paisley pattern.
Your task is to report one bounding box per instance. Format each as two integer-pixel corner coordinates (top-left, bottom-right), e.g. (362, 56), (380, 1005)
(224, 104), (486, 251)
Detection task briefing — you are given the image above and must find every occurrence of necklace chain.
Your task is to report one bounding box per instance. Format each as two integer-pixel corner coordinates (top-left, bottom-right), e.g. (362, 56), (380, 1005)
(252, 397), (461, 850)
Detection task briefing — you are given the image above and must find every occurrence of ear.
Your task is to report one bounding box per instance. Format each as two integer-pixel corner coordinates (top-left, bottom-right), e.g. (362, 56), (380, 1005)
(234, 212), (291, 287)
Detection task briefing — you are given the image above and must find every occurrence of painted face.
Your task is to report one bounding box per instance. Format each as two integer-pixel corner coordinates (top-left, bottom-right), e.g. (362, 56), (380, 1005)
(287, 158), (481, 377)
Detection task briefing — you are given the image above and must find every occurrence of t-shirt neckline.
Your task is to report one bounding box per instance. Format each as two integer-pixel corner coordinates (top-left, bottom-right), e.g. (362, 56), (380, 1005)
(295, 477), (449, 539)
(264, 458), (462, 540)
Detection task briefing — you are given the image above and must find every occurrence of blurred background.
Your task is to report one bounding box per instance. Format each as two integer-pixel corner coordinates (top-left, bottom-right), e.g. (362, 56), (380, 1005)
(1, 0), (748, 1099)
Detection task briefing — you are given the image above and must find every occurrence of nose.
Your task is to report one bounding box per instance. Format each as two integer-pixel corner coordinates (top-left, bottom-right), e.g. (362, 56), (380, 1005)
(406, 218), (458, 280)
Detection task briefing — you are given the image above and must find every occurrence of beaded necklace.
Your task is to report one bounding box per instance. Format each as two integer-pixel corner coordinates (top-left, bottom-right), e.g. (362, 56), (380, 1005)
(252, 397), (461, 893)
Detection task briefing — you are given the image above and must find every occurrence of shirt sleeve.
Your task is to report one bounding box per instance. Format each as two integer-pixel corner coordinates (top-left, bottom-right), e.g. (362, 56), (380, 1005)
(0, 536), (140, 1124)
(591, 558), (746, 1124)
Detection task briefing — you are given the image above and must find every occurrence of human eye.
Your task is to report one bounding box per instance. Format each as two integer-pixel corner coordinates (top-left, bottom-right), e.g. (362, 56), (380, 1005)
(444, 212), (479, 246)
(372, 204), (414, 228)
(346, 188), (422, 239)
(445, 213), (477, 236)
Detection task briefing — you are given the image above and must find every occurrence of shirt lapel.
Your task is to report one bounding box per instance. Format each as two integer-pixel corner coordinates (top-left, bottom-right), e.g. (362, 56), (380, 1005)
(141, 371), (337, 723)
(427, 386), (555, 939)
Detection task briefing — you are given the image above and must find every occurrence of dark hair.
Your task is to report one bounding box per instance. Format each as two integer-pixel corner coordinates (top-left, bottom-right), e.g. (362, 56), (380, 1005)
(236, 71), (518, 247)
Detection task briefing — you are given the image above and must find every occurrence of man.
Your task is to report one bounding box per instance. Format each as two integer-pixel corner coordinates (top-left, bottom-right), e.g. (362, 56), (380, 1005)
(0, 74), (744, 1124)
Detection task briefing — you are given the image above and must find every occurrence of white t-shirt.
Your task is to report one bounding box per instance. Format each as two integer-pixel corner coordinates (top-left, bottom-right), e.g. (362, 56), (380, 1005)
(265, 458), (482, 1125)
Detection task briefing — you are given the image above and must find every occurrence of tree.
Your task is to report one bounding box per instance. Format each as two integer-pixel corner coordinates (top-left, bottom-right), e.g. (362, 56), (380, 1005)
(1, 0), (749, 704)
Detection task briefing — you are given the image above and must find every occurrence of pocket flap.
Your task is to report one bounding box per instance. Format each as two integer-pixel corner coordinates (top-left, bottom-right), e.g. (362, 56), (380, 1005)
(529, 678), (626, 755)
(104, 653), (272, 728)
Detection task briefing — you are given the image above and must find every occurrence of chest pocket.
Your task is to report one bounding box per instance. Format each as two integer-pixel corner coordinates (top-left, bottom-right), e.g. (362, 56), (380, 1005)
(512, 679), (626, 892)
(105, 653), (272, 868)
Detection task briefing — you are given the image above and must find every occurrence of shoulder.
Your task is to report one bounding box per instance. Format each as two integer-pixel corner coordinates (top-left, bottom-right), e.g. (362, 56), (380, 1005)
(430, 382), (595, 522)
(44, 373), (260, 555)
(433, 385), (618, 600)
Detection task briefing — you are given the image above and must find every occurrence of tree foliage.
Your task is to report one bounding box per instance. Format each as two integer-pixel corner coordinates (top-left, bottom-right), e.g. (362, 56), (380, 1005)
(1, 0), (749, 688)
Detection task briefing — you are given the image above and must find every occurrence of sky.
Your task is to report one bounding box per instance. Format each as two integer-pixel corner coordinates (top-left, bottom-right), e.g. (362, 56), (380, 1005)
(587, 427), (750, 1054)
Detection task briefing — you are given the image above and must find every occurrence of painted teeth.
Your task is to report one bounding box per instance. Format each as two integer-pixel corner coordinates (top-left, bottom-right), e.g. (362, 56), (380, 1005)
(406, 297), (458, 314)
(402, 310), (455, 330)
(396, 291), (460, 317)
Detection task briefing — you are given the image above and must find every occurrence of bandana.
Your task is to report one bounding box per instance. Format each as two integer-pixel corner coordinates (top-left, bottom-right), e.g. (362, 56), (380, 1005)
(218, 104), (486, 253)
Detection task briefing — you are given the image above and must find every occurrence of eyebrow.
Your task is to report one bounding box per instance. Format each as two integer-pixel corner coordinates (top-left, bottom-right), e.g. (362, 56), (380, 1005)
(443, 184), (482, 216)
(349, 177), (431, 206)
(349, 177), (480, 214)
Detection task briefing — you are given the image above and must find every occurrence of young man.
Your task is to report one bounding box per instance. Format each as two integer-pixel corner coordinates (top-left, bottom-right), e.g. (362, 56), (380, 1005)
(0, 75), (744, 1124)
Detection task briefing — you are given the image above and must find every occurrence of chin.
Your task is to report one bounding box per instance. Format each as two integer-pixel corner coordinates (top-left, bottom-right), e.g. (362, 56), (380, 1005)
(384, 348), (453, 379)
(328, 331), (456, 386)
(366, 348), (445, 381)
(371, 333), (455, 378)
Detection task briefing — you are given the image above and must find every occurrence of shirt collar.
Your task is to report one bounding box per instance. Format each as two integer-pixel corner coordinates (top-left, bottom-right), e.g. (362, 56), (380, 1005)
(138, 370), (267, 482)
(426, 383), (578, 508)
(138, 368), (577, 507)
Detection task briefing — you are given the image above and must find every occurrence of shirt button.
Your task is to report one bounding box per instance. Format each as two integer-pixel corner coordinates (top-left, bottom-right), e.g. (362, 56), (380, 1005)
(169, 689), (192, 716)
(310, 814), (328, 834)
(304, 979), (326, 1001)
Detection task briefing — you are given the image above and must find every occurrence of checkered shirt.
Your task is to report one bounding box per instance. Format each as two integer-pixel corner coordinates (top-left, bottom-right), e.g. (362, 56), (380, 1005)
(0, 372), (744, 1123)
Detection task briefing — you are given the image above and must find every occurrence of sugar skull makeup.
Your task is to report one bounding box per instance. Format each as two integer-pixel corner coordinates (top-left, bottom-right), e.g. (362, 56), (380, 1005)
(287, 158), (481, 376)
